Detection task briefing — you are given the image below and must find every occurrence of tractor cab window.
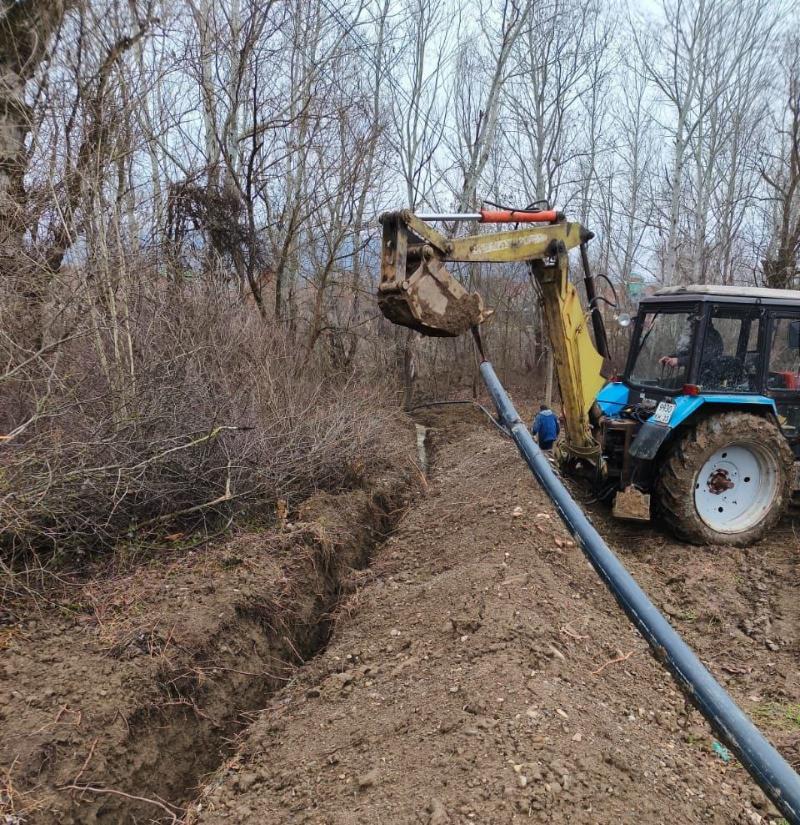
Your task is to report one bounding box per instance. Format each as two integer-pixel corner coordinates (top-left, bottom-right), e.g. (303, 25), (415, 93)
(767, 316), (800, 448)
(629, 310), (694, 391)
(698, 308), (761, 392)
(768, 317), (800, 388)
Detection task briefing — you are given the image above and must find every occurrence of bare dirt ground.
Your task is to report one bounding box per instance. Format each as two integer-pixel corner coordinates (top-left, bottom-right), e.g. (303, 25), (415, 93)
(0, 433), (419, 824)
(188, 407), (800, 825)
(3, 406), (799, 824)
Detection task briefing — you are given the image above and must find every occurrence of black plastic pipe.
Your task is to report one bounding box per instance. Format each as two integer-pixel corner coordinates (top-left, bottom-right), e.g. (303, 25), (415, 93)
(479, 359), (800, 824)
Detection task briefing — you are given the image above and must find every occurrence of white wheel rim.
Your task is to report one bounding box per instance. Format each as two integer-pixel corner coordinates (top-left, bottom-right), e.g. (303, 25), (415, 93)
(694, 443), (779, 534)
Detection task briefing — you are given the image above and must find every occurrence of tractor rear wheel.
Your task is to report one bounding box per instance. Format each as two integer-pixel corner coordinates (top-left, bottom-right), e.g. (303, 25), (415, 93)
(655, 412), (793, 546)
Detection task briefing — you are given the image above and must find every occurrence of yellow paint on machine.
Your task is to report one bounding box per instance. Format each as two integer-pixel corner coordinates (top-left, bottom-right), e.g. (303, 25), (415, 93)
(562, 284), (605, 416)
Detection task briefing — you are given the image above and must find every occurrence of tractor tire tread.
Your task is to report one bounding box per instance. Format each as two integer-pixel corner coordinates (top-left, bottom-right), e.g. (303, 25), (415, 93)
(654, 411), (793, 547)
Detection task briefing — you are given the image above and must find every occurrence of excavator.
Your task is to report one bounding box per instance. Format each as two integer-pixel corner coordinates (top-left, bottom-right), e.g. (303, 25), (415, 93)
(377, 207), (800, 547)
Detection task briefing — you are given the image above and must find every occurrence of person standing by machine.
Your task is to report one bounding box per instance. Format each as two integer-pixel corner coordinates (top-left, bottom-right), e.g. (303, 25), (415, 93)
(531, 404), (560, 450)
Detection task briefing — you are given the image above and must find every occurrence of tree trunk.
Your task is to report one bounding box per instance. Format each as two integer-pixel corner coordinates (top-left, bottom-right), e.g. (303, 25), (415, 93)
(0, 1), (73, 277)
(402, 332), (416, 409)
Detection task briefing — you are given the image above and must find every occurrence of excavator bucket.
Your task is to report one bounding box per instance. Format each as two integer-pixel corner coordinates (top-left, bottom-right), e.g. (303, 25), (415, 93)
(377, 212), (492, 337)
(378, 256), (492, 337)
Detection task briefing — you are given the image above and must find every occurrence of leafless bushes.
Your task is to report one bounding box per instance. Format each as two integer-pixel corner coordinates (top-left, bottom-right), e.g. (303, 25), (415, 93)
(0, 269), (406, 563)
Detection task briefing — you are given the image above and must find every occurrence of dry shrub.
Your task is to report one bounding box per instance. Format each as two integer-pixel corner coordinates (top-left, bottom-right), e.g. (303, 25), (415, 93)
(0, 269), (408, 564)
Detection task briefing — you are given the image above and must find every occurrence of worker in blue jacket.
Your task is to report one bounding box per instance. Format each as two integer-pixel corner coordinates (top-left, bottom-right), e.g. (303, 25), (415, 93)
(531, 404), (560, 450)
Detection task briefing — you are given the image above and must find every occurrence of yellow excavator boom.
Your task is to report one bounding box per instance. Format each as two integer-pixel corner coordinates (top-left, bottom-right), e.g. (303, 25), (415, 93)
(377, 209), (607, 459)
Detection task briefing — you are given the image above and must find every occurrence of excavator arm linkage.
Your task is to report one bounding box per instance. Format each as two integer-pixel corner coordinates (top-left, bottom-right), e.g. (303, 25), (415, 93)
(377, 209), (607, 459)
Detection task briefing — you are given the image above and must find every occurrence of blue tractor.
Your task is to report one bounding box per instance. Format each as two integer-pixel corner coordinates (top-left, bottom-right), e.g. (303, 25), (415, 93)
(596, 285), (799, 546)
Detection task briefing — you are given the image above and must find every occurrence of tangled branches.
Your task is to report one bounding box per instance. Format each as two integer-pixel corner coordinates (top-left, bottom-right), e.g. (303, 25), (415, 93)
(0, 270), (406, 565)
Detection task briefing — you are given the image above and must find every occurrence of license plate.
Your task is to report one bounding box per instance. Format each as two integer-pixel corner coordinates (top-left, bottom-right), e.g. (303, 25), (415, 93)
(652, 401), (675, 425)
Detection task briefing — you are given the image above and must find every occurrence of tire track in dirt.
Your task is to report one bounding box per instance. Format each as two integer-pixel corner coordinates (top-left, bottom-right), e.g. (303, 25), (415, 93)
(188, 415), (798, 824)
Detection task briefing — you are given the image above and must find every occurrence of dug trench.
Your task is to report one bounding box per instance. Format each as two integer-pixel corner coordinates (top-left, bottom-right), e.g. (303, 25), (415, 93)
(0, 424), (422, 824)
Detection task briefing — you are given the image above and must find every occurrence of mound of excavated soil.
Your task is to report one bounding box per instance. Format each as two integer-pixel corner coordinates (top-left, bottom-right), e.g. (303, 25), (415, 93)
(0, 434), (419, 824)
(188, 417), (799, 825)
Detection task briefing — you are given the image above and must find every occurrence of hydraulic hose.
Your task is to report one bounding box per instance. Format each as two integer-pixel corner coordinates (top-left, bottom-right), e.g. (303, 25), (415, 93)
(479, 359), (800, 823)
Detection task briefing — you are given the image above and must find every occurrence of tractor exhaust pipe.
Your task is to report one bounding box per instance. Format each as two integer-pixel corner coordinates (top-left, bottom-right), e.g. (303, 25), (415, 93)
(479, 358), (800, 824)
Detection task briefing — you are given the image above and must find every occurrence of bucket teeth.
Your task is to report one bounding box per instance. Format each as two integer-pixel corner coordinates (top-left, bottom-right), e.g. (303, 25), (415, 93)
(378, 258), (493, 337)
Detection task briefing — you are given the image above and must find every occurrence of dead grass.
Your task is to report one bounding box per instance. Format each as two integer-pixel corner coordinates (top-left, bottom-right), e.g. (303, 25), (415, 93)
(1, 757), (46, 823)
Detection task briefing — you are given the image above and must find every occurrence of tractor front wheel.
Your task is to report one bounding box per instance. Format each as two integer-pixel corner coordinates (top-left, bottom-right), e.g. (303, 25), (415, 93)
(655, 412), (793, 546)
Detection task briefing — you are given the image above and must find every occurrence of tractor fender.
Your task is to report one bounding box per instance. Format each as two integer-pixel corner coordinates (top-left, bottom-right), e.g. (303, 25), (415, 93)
(629, 394), (778, 461)
(628, 420), (672, 460)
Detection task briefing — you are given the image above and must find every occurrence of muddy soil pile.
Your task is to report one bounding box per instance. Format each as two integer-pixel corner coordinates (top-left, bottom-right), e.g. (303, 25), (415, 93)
(0, 433), (419, 824)
(189, 412), (799, 825)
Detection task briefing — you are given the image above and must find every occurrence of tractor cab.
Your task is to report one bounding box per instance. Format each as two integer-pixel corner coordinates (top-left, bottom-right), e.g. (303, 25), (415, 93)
(595, 285), (800, 544)
(623, 285), (800, 451)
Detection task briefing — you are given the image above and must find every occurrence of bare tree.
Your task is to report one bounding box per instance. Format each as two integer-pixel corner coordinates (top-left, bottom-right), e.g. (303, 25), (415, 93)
(761, 36), (800, 289)
(390, 0), (447, 209)
(601, 59), (658, 288)
(448, 0), (531, 212)
(502, 0), (612, 214)
(634, 0), (779, 284)
(0, 1), (77, 273)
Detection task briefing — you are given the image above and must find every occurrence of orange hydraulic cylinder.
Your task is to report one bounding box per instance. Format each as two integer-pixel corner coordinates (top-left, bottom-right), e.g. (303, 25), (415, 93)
(479, 209), (560, 223)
